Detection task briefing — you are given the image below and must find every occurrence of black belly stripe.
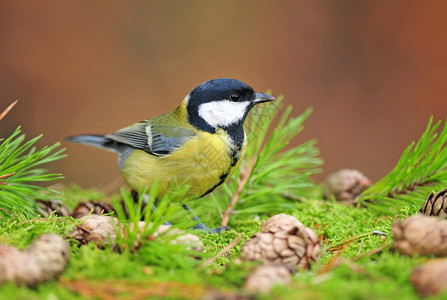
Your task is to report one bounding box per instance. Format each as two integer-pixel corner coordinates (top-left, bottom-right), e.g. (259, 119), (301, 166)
(199, 131), (245, 198)
(229, 144), (242, 167)
(201, 145), (243, 197)
(200, 170), (231, 198)
(230, 150), (238, 166)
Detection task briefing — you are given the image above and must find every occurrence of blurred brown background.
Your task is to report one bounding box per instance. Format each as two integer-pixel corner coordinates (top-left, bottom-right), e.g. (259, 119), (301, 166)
(1, 1), (446, 190)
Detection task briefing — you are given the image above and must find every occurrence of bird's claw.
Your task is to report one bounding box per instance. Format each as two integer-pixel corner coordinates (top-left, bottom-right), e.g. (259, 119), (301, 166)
(190, 223), (231, 234)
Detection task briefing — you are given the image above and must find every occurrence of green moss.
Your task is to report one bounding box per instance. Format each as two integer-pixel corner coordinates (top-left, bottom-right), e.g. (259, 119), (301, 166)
(0, 282), (83, 300)
(0, 214), (76, 248)
(0, 190), (444, 299)
(63, 184), (112, 209)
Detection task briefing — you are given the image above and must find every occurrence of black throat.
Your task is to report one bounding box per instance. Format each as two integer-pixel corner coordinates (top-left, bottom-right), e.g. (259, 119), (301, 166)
(187, 104), (216, 134)
(222, 121), (246, 149)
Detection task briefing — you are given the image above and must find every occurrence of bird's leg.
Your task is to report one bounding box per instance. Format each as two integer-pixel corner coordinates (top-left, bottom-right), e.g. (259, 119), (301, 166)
(131, 190), (229, 233)
(182, 204), (230, 234)
(151, 203), (171, 226)
(131, 190), (170, 225)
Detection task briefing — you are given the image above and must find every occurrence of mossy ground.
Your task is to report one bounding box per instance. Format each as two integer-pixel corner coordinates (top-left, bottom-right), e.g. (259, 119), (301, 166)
(0, 185), (445, 300)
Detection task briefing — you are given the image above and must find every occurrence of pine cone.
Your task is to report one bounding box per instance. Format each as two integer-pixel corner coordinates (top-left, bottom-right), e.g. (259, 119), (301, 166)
(69, 215), (118, 248)
(244, 263), (291, 294)
(0, 244), (42, 287)
(153, 224), (204, 253)
(392, 215), (447, 256)
(241, 214), (320, 270)
(71, 201), (115, 219)
(410, 259), (447, 297)
(323, 169), (371, 204)
(25, 234), (70, 282)
(0, 234), (69, 287)
(260, 213), (303, 233)
(37, 199), (71, 217)
(420, 188), (447, 218)
(125, 223), (204, 253)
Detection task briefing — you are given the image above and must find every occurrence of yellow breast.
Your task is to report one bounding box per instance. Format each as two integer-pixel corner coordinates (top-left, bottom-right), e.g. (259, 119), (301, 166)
(121, 128), (246, 198)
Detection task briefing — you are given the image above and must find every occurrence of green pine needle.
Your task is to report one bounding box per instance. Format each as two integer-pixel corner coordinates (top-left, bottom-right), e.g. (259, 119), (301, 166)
(0, 126), (66, 220)
(113, 184), (201, 269)
(206, 96), (323, 224)
(358, 116), (447, 213)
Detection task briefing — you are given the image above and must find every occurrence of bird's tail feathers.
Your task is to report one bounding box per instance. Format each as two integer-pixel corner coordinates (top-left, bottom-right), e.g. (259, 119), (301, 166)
(66, 134), (117, 153)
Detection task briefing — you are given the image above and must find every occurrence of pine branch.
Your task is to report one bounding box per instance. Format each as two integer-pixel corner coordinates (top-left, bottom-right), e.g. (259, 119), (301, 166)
(0, 102), (66, 219)
(113, 182), (195, 247)
(113, 184), (200, 269)
(221, 157), (255, 227)
(358, 117), (447, 213)
(0, 100), (17, 121)
(208, 96), (323, 226)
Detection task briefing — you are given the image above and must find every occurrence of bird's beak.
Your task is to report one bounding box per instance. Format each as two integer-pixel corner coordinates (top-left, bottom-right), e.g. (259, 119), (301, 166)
(253, 93), (275, 104)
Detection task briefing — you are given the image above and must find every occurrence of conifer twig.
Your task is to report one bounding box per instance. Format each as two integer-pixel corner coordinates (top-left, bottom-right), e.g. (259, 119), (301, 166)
(208, 100), (322, 224)
(358, 117), (447, 213)
(201, 234), (244, 268)
(353, 243), (391, 261)
(220, 158), (256, 227)
(0, 100), (18, 121)
(0, 172), (15, 184)
(0, 100), (66, 219)
(324, 230), (387, 251)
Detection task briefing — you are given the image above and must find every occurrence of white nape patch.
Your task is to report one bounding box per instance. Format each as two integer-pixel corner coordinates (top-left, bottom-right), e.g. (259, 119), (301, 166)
(183, 94), (190, 106)
(198, 100), (250, 127)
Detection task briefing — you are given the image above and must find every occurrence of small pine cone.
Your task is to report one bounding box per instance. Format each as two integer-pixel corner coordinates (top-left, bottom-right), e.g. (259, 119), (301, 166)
(0, 234), (69, 287)
(71, 201), (115, 219)
(128, 223), (204, 253)
(244, 263), (291, 294)
(153, 225), (204, 252)
(25, 234), (70, 282)
(241, 214), (320, 270)
(410, 259), (447, 297)
(0, 244), (42, 287)
(323, 169), (372, 204)
(260, 213), (303, 233)
(392, 215), (447, 257)
(37, 199), (71, 217)
(70, 215), (118, 248)
(420, 188), (447, 218)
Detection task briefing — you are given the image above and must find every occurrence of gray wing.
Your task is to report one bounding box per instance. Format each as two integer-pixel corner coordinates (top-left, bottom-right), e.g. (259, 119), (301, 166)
(106, 121), (195, 156)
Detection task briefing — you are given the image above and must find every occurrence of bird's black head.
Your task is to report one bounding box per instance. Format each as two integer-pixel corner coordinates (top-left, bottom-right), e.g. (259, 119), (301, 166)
(188, 78), (256, 107)
(185, 78), (274, 136)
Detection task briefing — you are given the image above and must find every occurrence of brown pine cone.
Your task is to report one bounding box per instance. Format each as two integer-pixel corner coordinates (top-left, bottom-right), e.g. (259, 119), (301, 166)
(0, 244), (42, 287)
(392, 215), (447, 257)
(410, 259), (447, 297)
(260, 213), (303, 233)
(121, 223), (204, 253)
(420, 188), (447, 218)
(71, 201), (115, 219)
(241, 214), (320, 270)
(153, 224), (204, 253)
(323, 169), (371, 204)
(25, 234), (70, 282)
(244, 263), (291, 294)
(37, 199), (71, 217)
(0, 234), (69, 287)
(69, 215), (118, 248)
(70, 215), (204, 254)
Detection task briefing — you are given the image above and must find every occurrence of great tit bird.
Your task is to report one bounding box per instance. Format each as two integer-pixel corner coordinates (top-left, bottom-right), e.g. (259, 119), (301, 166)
(68, 78), (274, 231)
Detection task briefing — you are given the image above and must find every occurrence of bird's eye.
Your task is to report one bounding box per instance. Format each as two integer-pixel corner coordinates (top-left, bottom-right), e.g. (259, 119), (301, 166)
(230, 93), (241, 101)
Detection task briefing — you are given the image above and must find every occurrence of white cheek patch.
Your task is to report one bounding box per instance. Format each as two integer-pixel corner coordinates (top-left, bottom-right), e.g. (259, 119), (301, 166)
(198, 100), (250, 127)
